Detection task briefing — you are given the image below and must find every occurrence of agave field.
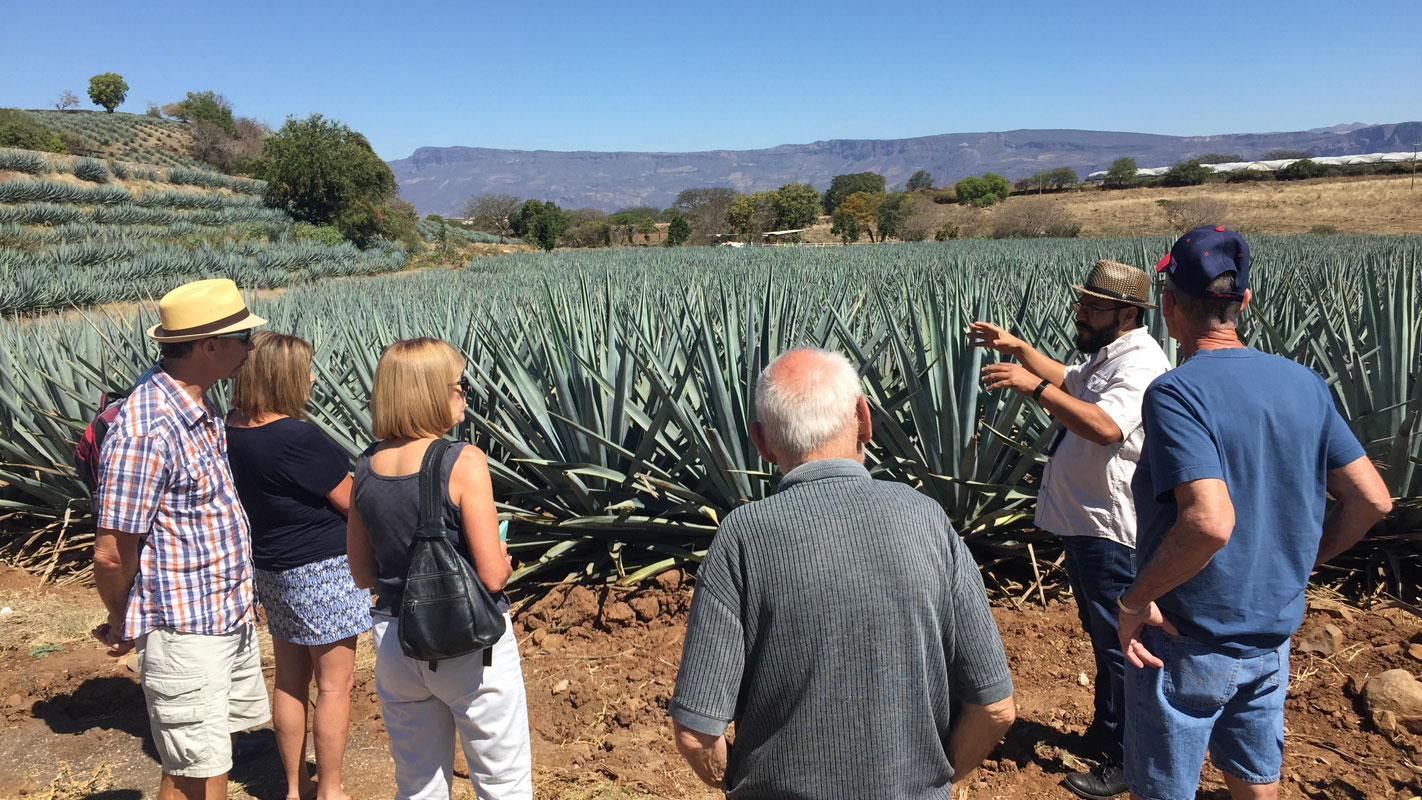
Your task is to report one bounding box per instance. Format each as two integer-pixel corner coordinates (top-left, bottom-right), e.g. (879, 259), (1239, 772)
(0, 149), (409, 313)
(24, 110), (205, 169)
(0, 237), (1417, 595)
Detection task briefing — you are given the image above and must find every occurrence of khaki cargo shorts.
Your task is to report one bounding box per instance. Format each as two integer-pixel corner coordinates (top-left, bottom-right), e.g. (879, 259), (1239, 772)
(136, 624), (271, 778)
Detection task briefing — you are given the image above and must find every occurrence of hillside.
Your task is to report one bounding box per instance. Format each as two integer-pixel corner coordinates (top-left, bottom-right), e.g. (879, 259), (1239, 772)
(0, 148), (408, 314)
(388, 122), (1422, 215)
(25, 109), (205, 170)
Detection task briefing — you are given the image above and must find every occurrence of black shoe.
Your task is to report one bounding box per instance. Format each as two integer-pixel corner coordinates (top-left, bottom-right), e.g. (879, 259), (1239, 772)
(1063, 762), (1127, 799)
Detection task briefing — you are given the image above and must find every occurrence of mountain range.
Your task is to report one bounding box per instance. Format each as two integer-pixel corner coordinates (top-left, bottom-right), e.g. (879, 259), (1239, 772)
(387, 122), (1422, 216)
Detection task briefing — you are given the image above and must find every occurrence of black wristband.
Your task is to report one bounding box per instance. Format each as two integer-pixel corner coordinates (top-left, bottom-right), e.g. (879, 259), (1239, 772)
(1031, 379), (1050, 402)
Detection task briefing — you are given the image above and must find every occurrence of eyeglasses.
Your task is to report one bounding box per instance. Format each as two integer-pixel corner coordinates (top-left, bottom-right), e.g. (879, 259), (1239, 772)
(1071, 301), (1129, 315)
(452, 376), (471, 396)
(213, 329), (252, 343)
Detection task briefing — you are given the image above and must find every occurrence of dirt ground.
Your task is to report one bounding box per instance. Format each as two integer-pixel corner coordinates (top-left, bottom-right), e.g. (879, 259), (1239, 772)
(0, 564), (1418, 800)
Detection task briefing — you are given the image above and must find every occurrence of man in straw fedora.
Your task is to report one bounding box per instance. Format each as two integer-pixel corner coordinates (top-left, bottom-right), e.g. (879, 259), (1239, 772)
(91, 278), (272, 800)
(969, 259), (1169, 799)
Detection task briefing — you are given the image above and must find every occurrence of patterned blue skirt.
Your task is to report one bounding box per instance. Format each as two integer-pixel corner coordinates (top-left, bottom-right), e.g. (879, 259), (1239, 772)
(254, 554), (372, 645)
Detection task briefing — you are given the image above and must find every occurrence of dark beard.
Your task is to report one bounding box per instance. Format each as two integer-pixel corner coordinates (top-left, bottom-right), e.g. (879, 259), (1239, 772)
(1075, 319), (1119, 354)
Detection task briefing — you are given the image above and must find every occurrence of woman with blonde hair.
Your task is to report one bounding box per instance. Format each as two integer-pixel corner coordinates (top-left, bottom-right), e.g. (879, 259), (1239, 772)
(347, 337), (531, 800)
(227, 330), (369, 800)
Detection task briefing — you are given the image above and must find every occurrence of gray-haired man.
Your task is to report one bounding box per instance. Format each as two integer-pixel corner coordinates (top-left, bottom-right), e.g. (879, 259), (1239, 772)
(669, 347), (1016, 798)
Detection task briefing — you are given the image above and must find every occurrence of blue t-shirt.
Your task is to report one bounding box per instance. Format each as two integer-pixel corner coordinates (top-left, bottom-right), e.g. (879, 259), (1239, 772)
(1132, 348), (1365, 655)
(226, 417), (351, 572)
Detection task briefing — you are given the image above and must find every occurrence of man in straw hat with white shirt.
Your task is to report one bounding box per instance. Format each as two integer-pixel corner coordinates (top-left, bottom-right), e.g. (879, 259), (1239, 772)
(969, 260), (1169, 799)
(91, 278), (271, 800)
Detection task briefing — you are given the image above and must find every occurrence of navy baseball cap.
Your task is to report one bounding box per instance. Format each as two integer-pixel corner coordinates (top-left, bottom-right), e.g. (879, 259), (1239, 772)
(1154, 225), (1250, 300)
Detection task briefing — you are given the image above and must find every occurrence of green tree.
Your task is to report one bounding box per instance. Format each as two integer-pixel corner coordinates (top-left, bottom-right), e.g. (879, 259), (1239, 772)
(1102, 157), (1139, 190)
(166, 91), (236, 135)
(875, 192), (916, 240)
(1163, 159), (1211, 187)
(1278, 158), (1325, 180)
(822, 172), (885, 215)
(772, 182), (820, 229)
(665, 214), (691, 246)
(830, 210), (861, 244)
(954, 173), (1010, 207)
(260, 113), (400, 247)
(726, 191), (776, 238)
(1049, 167), (1078, 188)
(906, 170), (933, 191)
(87, 73), (128, 113)
(511, 199), (566, 250)
(0, 109), (66, 153)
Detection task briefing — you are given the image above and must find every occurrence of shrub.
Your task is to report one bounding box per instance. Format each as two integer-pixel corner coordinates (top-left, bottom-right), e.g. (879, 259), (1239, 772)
(1163, 159), (1210, 187)
(0, 110), (67, 154)
(146, 104), (163, 118)
(933, 191), (955, 204)
(991, 199), (1080, 239)
(955, 173), (1011, 207)
(1159, 196), (1228, 231)
(901, 226), (929, 242)
(72, 157), (109, 183)
(934, 222), (959, 241)
(1102, 157), (1139, 190)
(1226, 169), (1274, 183)
(1279, 159), (1325, 180)
(295, 223), (347, 246)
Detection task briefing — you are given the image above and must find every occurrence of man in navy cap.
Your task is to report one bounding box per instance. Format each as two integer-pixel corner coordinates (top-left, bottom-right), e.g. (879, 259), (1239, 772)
(1115, 226), (1392, 800)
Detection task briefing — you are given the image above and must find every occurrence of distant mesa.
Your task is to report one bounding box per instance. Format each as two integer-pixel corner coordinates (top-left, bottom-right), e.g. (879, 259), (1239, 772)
(387, 122), (1422, 216)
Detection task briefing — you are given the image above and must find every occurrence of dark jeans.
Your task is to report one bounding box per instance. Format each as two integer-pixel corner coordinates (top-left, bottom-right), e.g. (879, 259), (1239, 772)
(1061, 535), (1135, 764)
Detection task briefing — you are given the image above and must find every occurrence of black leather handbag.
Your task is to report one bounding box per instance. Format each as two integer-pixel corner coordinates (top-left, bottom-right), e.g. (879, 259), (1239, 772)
(397, 439), (506, 668)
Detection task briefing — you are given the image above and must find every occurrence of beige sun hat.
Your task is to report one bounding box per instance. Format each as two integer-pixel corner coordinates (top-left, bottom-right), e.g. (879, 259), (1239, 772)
(1070, 259), (1157, 310)
(146, 279), (267, 342)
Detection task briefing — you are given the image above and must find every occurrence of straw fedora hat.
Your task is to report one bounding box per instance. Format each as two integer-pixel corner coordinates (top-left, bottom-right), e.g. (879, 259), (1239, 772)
(1070, 259), (1156, 310)
(146, 279), (267, 343)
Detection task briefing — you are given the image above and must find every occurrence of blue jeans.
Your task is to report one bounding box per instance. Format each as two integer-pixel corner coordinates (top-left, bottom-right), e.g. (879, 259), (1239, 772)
(1060, 535), (1135, 764)
(1124, 627), (1289, 800)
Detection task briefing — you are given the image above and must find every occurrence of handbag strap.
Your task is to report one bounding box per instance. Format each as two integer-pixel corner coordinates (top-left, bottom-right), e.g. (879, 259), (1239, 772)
(416, 439), (454, 541)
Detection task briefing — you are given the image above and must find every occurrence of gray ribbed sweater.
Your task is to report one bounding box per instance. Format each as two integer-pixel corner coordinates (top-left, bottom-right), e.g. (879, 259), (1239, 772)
(669, 458), (1013, 799)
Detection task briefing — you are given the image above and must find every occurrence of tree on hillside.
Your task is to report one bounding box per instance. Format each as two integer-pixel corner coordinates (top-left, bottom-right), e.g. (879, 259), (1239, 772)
(1049, 167), (1078, 189)
(55, 91), (80, 110)
(822, 172), (886, 215)
(88, 73), (128, 113)
(0, 109), (67, 153)
(609, 206), (662, 224)
(665, 214), (691, 246)
(906, 170), (933, 191)
(463, 193), (522, 238)
(261, 113), (406, 247)
(1163, 158), (1210, 187)
(1102, 157), (1139, 189)
(955, 173), (1010, 207)
(772, 182), (820, 229)
(875, 192), (916, 240)
(164, 91), (236, 135)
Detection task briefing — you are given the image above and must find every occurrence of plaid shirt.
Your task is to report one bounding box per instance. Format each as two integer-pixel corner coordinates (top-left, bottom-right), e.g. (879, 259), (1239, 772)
(96, 364), (254, 638)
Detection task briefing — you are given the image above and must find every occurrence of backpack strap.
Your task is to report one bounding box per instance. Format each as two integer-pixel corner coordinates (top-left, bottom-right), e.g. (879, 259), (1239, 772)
(416, 439), (453, 542)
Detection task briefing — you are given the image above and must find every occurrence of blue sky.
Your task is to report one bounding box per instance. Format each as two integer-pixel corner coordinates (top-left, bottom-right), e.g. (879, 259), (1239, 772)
(4, 0), (1418, 161)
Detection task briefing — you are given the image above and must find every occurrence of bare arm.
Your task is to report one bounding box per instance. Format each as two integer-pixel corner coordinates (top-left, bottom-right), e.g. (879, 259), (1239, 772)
(346, 503), (377, 590)
(92, 528), (140, 655)
(980, 372), (1123, 445)
(449, 446), (512, 592)
(1316, 455), (1392, 567)
(947, 695), (1016, 784)
(673, 721), (727, 790)
(1117, 478), (1232, 667)
(967, 321), (1067, 387)
(325, 473), (353, 518)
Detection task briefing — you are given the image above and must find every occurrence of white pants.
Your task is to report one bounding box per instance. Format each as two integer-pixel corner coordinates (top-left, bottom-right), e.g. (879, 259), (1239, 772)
(371, 613), (532, 800)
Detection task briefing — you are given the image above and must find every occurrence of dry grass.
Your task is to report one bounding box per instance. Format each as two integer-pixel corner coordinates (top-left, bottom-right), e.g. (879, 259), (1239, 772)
(0, 762), (114, 800)
(0, 587), (105, 652)
(796, 174), (1422, 242)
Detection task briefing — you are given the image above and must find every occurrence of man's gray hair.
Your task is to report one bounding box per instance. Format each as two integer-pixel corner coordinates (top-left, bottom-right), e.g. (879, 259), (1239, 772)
(755, 348), (863, 459)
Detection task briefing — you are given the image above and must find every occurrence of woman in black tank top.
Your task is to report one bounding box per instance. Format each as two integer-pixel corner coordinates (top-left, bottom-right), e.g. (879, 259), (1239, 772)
(346, 338), (531, 799)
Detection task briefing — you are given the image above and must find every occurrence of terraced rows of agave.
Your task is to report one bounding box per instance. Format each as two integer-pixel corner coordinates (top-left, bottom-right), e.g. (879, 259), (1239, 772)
(415, 216), (517, 245)
(24, 110), (205, 169)
(1, 236), (1416, 589)
(0, 149), (408, 314)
